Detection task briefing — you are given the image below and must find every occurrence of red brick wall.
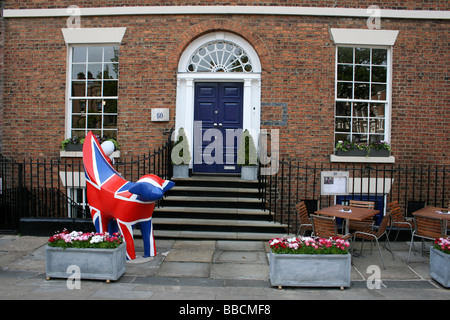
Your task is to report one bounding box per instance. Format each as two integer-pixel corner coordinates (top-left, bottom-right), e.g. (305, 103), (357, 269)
(1, 3), (449, 167)
(4, 1), (449, 11)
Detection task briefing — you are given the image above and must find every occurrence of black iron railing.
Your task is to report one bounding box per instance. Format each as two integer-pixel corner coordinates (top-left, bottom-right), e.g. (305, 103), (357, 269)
(259, 159), (449, 234)
(0, 130), (174, 231)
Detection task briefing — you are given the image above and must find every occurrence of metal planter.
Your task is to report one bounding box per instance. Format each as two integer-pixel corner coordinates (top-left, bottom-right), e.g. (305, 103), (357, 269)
(430, 246), (450, 288)
(334, 149), (390, 157)
(46, 243), (126, 282)
(241, 166), (258, 181)
(172, 164), (189, 178)
(268, 252), (351, 289)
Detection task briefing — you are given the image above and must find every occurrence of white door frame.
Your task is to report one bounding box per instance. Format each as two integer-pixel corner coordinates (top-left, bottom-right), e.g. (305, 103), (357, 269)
(176, 32), (262, 168)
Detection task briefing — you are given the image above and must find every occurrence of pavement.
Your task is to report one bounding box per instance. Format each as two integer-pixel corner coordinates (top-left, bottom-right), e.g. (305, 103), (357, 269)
(0, 234), (449, 302)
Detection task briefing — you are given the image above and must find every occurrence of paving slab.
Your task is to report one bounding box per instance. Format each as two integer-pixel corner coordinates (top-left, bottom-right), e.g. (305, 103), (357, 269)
(165, 248), (215, 263)
(157, 262), (211, 278)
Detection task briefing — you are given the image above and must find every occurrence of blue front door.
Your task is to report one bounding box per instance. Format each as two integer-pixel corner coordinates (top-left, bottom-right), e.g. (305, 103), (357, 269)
(193, 82), (244, 174)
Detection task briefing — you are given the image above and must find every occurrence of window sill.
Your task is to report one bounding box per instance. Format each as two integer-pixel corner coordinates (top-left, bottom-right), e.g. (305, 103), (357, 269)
(60, 150), (121, 158)
(330, 154), (395, 163)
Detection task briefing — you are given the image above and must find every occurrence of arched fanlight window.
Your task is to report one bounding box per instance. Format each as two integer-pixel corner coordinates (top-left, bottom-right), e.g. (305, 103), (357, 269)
(187, 40), (253, 73)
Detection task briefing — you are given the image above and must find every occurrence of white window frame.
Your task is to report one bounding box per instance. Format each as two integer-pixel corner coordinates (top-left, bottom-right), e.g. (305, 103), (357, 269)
(67, 44), (120, 141)
(334, 44), (392, 145)
(330, 28), (398, 163)
(62, 28), (126, 141)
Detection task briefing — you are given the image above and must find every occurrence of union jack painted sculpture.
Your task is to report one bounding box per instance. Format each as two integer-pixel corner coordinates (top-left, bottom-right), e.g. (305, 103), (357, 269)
(82, 132), (174, 260)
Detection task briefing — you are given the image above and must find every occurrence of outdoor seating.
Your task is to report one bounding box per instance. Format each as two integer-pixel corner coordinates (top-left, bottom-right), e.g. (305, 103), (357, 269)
(387, 200), (414, 241)
(310, 214), (352, 240)
(352, 213), (394, 269)
(295, 201), (313, 237)
(348, 200), (375, 232)
(407, 214), (446, 263)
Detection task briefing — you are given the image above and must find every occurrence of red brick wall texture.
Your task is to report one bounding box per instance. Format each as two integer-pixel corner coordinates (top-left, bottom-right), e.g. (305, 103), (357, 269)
(1, 1), (449, 167)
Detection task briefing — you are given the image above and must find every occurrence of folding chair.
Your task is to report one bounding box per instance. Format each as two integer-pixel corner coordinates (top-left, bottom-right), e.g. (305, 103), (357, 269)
(352, 213), (394, 269)
(387, 200), (414, 242)
(407, 214), (446, 263)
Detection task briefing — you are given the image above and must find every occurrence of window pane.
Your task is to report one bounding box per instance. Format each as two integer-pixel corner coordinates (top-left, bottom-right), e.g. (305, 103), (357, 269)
(103, 130), (117, 140)
(337, 82), (353, 99)
(88, 47), (103, 62)
(104, 46), (119, 63)
(355, 66), (370, 82)
(370, 103), (385, 117)
(71, 81), (86, 97)
(369, 119), (385, 133)
(72, 100), (86, 113)
(87, 63), (103, 79)
(372, 49), (387, 65)
(72, 130), (86, 140)
(103, 80), (118, 97)
(354, 83), (370, 100)
(87, 81), (102, 96)
(72, 64), (86, 79)
(72, 47), (87, 63)
(371, 84), (387, 100)
(88, 99), (103, 113)
(372, 66), (387, 83)
(72, 114), (86, 129)
(335, 133), (350, 142)
(355, 48), (370, 64)
(335, 118), (351, 132)
(103, 63), (118, 79)
(337, 65), (353, 81)
(338, 47), (353, 64)
(353, 134), (368, 143)
(103, 115), (117, 128)
(353, 102), (368, 117)
(87, 115), (102, 129)
(353, 118), (368, 133)
(336, 101), (351, 116)
(104, 99), (117, 113)
(369, 134), (384, 143)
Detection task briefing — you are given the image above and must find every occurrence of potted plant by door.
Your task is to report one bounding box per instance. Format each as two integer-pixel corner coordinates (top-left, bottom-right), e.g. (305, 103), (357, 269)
(171, 127), (191, 178)
(430, 237), (450, 287)
(46, 230), (126, 282)
(237, 129), (258, 180)
(268, 236), (351, 290)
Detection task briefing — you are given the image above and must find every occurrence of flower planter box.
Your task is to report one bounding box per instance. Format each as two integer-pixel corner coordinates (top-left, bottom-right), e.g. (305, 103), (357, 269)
(64, 144), (83, 152)
(172, 164), (189, 178)
(241, 165), (258, 181)
(46, 242), (126, 282)
(335, 149), (390, 157)
(267, 252), (351, 289)
(430, 246), (450, 288)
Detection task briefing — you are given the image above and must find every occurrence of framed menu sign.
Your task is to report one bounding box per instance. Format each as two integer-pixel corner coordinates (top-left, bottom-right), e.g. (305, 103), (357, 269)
(321, 171), (349, 195)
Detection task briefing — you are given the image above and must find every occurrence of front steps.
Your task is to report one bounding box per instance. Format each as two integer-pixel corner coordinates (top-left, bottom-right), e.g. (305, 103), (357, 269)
(152, 175), (288, 240)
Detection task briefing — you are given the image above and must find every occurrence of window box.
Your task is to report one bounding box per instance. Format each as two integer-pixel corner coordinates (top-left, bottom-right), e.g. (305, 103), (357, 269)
(334, 149), (390, 157)
(64, 143), (83, 152)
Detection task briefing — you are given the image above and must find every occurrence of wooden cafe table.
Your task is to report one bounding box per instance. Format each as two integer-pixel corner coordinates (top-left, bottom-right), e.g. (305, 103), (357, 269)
(412, 206), (450, 230)
(314, 204), (381, 235)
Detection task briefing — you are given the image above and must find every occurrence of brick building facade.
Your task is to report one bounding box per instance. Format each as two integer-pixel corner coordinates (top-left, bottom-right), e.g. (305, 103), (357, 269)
(1, 1), (449, 169)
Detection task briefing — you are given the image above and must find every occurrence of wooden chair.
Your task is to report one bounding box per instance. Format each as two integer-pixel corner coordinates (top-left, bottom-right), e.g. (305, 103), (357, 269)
(348, 200), (376, 232)
(407, 214), (446, 263)
(387, 200), (414, 241)
(295, 201), (313, 236)
(310, 214), (352, 240)
(352, 213), (394, 269)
